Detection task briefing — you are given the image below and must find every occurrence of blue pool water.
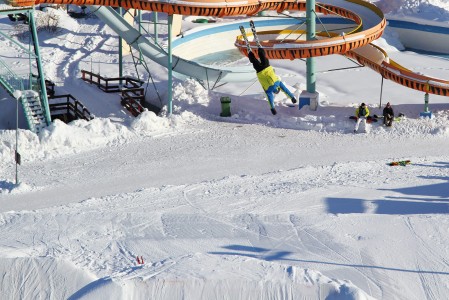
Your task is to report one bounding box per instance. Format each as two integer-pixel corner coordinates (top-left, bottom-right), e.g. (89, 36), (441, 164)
(409, 48), (449, 60)
(194, 49), (246, 65)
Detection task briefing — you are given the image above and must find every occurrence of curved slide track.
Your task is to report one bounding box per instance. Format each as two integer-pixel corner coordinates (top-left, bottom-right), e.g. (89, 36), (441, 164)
(346, 41), (449, 97)
(11, 0), (386, 85)
(12, 0), (449, 95)
(233, 0), (449, 96)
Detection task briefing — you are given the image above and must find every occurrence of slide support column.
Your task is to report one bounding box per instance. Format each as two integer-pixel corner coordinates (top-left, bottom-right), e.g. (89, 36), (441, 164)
(168, 14), (173, 116)
(420, 92), (432, 118)
(298, 0), (319, 111)
(29, 10), (51, 124)
(118, 7), (123, 87)
(306, 0), (316, 93)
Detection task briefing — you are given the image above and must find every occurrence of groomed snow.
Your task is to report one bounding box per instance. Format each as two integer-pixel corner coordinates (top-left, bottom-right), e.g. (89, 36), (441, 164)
(1, 1), (449, 299)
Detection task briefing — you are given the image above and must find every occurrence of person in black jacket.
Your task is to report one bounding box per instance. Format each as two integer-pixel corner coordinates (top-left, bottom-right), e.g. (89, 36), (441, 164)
(383, 102), (394, 127)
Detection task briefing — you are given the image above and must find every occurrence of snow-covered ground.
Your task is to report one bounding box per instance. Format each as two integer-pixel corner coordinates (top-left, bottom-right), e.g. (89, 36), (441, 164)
(1, 1), (449, 299)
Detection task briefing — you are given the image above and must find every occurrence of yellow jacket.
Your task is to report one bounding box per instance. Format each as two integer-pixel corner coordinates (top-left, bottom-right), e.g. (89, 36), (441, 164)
(256, 66), (278, 90)
(355, 106), (369, 118)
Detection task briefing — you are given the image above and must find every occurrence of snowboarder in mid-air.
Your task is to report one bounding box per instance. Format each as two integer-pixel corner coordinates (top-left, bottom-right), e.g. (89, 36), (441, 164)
(248, 47), (297, 115)
(354, 102), (370, 133)
(240, 21), (296, 115)
(383, 102), (394, 127)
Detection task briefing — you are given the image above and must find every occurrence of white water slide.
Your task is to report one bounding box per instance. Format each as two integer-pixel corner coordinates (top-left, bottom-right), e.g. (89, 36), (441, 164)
(91, 5), (256, 86)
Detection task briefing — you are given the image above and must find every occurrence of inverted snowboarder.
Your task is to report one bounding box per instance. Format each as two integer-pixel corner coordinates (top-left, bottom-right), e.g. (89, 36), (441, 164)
(241, 21), (296, 115)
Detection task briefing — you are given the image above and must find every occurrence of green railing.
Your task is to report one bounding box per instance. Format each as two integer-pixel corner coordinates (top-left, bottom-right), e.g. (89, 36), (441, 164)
(0, 58), (25, 94)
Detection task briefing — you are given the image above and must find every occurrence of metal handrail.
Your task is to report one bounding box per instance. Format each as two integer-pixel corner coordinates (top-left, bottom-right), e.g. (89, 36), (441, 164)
(0, 58), (25, 92)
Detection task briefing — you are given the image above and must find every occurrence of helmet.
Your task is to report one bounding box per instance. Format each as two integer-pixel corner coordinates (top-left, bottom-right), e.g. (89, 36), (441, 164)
(361, 103), (366, 107)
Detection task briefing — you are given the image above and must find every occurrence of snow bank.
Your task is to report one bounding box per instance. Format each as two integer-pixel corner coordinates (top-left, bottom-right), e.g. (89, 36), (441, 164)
(3, 98), (449, 172)
(0, 257), (95, 299)
(75, 254), (374, 300)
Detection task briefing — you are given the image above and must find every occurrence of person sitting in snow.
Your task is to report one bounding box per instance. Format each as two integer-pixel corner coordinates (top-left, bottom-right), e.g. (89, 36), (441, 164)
(248, 47), (296, 115)
(383, 102), (394, 127)
(354, 102), (370, 133)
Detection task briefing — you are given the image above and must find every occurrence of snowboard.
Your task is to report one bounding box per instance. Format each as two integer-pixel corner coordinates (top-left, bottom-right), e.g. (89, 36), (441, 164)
(349, 116), (378, 123)
(239, 25), (252, 53)
(249, 20), (262, 48)
(389, 160), (411, 166)
(373, 113), (405, 123)
(239, 20), (263, 54)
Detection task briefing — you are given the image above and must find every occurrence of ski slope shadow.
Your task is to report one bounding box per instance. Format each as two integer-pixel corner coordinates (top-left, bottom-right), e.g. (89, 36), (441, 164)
(372, 176), (449, 214)
(209, 244), (292, 261)
(325, 198), (367, 214)
(379, 176), (449, 199)
(209, 244), (449, 276)
(372, 198), (449, 214)
(412, 162), (449, 169)
(67, 265), (144, 300)
(326, 174), (449, 215)
(326, 194), (448, 215)
(67, 277), (112, 300)
(0, 180), (15, 193)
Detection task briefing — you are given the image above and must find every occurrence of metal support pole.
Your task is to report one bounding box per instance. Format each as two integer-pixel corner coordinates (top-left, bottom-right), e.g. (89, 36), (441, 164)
(306, 0), (316, 93)
(15, 95), (19, 185)
(118, 7), (123, 87)
(154, 12), (158, 44)
(29, 10), (51, 124)
(424, 93), (429, 112)
(168, 14), (173, 116)
(138, 10), (143, 63)
(379, 76), (384, 108)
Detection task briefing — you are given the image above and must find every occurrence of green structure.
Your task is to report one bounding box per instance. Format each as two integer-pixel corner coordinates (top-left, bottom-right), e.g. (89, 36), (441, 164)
(0, 1), (51, 133)
(306, 0), (316, 93)
(298, 0), (319, 111)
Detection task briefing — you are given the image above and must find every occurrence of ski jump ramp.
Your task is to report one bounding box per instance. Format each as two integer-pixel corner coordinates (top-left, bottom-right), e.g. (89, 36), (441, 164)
(11, 0), (449, 96)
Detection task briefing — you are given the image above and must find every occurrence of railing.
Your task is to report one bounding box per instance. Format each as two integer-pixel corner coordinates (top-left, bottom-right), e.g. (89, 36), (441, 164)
(81, 69), (144, 93)
(48, 94), (93, 122)
(0, 58), (24, 94)
(121, 88), (145, 117)
(81, 69), (156, 117)
(32, 74), (55, 97)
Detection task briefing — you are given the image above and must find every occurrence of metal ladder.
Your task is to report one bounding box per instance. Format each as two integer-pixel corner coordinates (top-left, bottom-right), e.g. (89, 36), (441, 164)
(0, 7), (51, 133)
(21, 91), (47, 134)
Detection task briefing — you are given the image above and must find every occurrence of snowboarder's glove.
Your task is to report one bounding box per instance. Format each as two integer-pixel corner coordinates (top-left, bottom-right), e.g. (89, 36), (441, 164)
(291, 97), (297, 104)
(271, 108), (277, 115)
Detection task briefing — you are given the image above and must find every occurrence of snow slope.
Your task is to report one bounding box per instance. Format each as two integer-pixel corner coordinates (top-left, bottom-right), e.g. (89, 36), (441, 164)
(1, 1), (449, 299)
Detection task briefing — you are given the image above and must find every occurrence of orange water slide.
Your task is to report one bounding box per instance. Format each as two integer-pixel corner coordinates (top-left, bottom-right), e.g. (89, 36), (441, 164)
(11, 0), (385, 62)
(10, 0), (448, 96)
(12, 0), (303, 16)
(346, 45), (449, 96)
(235, 1), (386, 60)
(233, 0), (449, 97)
(11, 0), (385, 61)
